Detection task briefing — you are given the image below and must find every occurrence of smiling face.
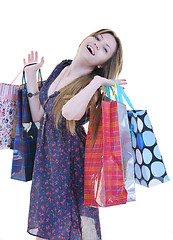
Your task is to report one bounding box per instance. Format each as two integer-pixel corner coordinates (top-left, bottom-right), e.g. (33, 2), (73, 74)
(77, 33), (117, 68)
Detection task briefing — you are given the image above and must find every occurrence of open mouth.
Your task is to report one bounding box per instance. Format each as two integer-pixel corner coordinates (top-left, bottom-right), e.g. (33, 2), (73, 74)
(87, 45), (95, 55)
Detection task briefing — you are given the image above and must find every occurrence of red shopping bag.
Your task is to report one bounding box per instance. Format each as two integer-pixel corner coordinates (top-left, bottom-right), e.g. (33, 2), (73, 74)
(84, 100), (127, 207)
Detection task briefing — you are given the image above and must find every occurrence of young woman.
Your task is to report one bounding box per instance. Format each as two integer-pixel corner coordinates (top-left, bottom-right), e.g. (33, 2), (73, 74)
(23, 29), (127, 240)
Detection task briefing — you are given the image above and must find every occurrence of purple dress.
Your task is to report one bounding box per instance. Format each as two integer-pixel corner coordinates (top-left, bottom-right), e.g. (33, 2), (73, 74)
(27, 60), (102, 240)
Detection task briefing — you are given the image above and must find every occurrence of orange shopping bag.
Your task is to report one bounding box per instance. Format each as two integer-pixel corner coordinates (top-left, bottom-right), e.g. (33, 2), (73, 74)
(84, 100), (127, 207)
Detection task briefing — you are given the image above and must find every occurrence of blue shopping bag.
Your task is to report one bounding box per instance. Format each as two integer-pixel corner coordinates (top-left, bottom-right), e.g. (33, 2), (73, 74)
(11, 67), (43, 181)
(107, 81), (170, 187)
(11, 89), (39, 181)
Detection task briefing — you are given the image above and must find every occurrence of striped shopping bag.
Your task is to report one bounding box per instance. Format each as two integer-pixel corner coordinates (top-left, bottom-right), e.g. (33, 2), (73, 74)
(84, 100), (127, 207)
(0, 82), (19, 149)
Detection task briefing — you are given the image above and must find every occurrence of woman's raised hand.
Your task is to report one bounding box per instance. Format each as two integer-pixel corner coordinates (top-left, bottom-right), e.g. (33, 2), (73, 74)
(23, 51), (44, 73)
(93, 75), (127, 89)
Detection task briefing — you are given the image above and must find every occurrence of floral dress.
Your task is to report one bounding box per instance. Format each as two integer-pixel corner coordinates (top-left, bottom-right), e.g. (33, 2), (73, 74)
(27, 60), (102, 240)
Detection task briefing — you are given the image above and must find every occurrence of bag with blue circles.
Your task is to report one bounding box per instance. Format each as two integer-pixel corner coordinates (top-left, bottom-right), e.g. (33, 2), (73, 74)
(128, 110), (169, 187)
(107, 81), (170, 188)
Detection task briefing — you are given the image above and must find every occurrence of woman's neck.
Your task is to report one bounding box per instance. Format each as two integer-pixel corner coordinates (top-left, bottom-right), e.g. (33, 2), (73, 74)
(65, 56), (95, 79)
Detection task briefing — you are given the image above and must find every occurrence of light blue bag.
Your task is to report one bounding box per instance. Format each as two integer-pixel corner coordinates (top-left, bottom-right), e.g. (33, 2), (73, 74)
(106, 81), (170, 187)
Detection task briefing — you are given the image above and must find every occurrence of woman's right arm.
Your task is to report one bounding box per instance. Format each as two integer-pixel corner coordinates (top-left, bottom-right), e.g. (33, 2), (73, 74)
(23, 51), (45, 122)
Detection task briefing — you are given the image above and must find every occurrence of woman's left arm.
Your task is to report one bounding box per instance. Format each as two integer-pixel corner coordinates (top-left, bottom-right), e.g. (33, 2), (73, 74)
(62, 76), (126, 120)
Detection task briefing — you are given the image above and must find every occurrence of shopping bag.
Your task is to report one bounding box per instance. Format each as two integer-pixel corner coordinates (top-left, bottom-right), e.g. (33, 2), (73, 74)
(112, 82), (170, 187)
(11, 66), (43, 181)
(105, 84), (136, 202)
(128, 110), (170, 187)
(0, 75), (20, 149)
(117, 102), (136, 202)
(84, 93), (128, 207)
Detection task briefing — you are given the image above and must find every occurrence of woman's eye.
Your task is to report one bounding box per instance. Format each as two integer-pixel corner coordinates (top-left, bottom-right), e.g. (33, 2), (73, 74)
(95, 36), (100, 41)
(104, 47), (108, 53)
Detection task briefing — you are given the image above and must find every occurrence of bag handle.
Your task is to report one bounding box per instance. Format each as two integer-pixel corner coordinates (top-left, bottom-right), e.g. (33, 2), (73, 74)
(10, 63), (43, 89)
(10, 69), (23, 84)
(106, 79), (135, 110)
(22, 63), (43, 91)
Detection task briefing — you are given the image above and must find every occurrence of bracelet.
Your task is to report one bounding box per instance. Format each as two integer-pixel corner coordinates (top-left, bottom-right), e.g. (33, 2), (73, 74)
(27, 91), (39, 98)
(24, 63), (37, 69)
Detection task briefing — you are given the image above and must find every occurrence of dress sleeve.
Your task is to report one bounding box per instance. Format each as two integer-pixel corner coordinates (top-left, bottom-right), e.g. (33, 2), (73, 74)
(76, 109), (90, 126)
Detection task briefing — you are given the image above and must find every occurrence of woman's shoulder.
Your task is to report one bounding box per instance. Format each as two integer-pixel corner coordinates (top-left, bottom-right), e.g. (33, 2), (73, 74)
(55, 59), (72, 70)
(45, 59), (72, 84)
(51, 59), (72, 74)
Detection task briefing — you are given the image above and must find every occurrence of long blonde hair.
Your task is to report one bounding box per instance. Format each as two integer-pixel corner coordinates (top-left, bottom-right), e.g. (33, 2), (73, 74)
(52, 29), (123, 143)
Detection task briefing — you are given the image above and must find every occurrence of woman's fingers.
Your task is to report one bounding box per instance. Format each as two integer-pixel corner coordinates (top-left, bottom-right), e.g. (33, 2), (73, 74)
(26, 51), (38, 64)
(28, 53), (31, 63)
(37, 56), (44, 68)
(23, 58), (27, 65)
(119, 79), (127, 84)
(30, 51), (38, 62)
(116, 79), (127, 86)
(35, 51), (38, 62)
(31, 51), (34, 61)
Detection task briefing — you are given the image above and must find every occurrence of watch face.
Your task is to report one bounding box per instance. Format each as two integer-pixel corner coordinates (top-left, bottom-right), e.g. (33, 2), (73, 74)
(28, 92), (33, 98)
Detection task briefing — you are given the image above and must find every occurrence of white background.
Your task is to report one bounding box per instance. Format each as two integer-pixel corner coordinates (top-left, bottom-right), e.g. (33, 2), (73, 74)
(0, 0), (173, 239)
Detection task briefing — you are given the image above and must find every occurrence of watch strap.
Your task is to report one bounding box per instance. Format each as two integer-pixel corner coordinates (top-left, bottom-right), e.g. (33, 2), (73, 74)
(27, 91), (39, 98)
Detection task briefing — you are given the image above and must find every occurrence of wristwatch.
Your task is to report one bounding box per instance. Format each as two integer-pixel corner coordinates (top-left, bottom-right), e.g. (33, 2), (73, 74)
(27, 91), (39, 98)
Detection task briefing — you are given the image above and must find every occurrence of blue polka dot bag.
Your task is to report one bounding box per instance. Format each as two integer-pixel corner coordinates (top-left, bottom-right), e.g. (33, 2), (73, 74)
(108, 82), (170, 188)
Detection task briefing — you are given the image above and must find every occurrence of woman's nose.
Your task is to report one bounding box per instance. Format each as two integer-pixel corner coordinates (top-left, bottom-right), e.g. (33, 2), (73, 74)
(94, 43), (99, 50)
